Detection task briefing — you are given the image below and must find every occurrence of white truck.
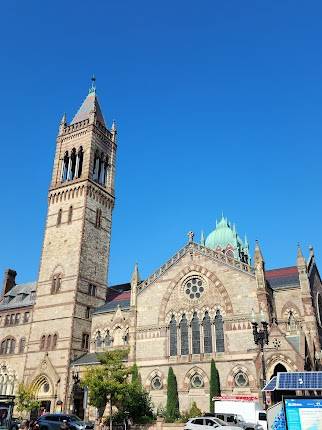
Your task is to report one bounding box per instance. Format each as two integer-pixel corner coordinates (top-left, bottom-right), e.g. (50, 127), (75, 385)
(213, 398), (267, 430)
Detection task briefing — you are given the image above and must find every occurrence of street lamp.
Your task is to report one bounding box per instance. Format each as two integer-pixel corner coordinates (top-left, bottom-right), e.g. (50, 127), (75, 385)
(251, 309), (269, 389)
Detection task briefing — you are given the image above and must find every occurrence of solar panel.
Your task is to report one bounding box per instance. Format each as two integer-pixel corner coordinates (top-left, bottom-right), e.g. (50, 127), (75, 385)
(263, 376), (277, 391)
(277, 372), (322, 390)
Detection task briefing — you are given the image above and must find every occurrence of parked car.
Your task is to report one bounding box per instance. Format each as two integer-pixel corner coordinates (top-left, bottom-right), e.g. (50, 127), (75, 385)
(204, 413), (263, 430)
(37, 414), (94, 430)
(185, 416), (244, 430)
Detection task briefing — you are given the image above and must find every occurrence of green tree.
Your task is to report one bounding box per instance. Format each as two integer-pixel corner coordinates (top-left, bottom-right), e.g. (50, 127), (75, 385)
(15, 383), (40, 418)
(131, 363), (140, 384)
(82, 350), (153, 422)
(188, 402), (202, 418)
(165, 367), (179, 422)
(209, 359), (220, 412)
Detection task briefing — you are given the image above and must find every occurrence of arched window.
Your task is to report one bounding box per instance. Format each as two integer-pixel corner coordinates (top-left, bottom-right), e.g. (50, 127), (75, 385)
(98, 153), (104, 184)
(76, 146), (83, 178)
(68, 206), (73, 224)
(40, 335), (46, 351)
(287, 311), (297, 332)
(180, 314), (189, 355)
(203, 312), (213, 353)
(103, 155), (109, 186)
(169, 315), (177, 356)
(61, 151), (69, 182)
(105, 331), (113, 347)
(0, 338), (16, 355)
(95, 208), (102, 228)
(69, 148), (77, 180)
(52, 334), (58, 349)
(46, 335), (52, 350)
(93, 150), (100, 181)
(124, 330), (129, 345)
(96, 331), (102, 348)
(19, 338), (26, 353)
(215, 309), (225, 352)
(51, 274), (62, 294)
(57, 209), (62, 226)
(191, 312), (200, 354)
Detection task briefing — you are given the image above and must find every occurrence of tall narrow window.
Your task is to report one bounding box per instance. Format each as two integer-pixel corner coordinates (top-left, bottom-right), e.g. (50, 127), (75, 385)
(57, 209), (62, 226)
(192, 312), (200, 354)
(96, 331), (102, 348)
(98, 153), (104, 184)
(88, 284), (96, 297)
(169, 315), (177, 356)
(68, 206), (73, 224)
(51, 275), (62, 294)
(85, 306), (91, 319)
(105, 331), (113, 347)
(103, 155), (109, 186)
(93, 151), (99, 181)
(215, 309), (225, 352)
(61, 151), (69, 182)
(46, 335), (52, 350)
(52, 334), (58, 349)
(77, 147), (84, 178)
(82, 333), (90, 350)
(180, 314), (189, 355)
(203, 312), (213, 353)
(40, 335), (46, 351)
(69, 148), (77, 180)
(19, 338), (26, 353)
(95, 209), (102, 228)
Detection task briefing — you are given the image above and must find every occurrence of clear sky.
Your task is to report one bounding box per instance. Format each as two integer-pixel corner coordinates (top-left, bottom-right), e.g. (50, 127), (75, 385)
(0, 1), (321, 286)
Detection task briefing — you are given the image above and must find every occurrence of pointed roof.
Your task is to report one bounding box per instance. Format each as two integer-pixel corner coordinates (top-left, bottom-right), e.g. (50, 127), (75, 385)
(71, 88), (106, 126)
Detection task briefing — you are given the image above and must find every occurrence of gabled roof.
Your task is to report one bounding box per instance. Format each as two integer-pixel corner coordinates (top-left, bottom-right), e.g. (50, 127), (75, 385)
(71, 90), (106, 126)
(71, 352), (101, 366)
(0, 282), (36, 310)
(93, 284), (131, 315)
(265, 266), (300, 290)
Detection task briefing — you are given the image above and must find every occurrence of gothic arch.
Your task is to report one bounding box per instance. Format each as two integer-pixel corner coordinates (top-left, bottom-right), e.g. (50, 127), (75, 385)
(144, 369), (166, 390)
(31, 374), (54, 398)
(159, 264), (233, 324)
(280, 302), (301, 319)
(266, 354), (298, 380)
(227, 364), (255, 389)
(182, 366), (208, 392)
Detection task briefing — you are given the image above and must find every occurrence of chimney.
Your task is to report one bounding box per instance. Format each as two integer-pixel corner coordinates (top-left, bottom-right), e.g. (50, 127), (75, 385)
(3, 269), (17, 295)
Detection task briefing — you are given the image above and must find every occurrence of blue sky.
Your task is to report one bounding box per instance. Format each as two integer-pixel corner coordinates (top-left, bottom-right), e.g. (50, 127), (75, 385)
(0, 1), (322, 285)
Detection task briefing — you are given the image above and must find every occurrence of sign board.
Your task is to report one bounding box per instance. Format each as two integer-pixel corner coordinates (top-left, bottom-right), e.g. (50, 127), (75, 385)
(284, 397), (322, 430)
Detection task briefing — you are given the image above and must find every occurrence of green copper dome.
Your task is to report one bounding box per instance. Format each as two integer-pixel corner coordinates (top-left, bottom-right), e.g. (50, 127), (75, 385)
(205, 217), (237, 250)
(204, 215), (250, 264)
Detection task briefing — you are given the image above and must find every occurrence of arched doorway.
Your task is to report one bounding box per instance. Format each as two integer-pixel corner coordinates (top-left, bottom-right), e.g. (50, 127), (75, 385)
(31, 375), (54, 417)
(272, 363), (295, 403)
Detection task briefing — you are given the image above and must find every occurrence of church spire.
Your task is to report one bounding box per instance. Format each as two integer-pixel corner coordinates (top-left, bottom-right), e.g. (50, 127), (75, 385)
(71, 77), (106, 126)
(296, 243), (306, 268)
(130, 263), (140, 307)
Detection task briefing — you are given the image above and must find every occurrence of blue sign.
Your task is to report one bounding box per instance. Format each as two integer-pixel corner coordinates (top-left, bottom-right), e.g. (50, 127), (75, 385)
(284, 398), (322, 430)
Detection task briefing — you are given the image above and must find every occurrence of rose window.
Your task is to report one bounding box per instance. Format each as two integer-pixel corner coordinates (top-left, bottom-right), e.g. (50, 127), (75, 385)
(234, 371), (249, 387)
(151, 376), (162, 390)
(191, 374), (204, 388)
(184, 277), (204, 299)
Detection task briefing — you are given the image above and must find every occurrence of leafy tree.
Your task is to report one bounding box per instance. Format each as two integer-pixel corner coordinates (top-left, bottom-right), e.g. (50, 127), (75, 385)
(82, 350), (131, 417)
(188, 401), (202, 418)
(209, 359), (220, 412)
(82, 350), (153, 422)
(165, 367), (179, 422)
(131, 363), (140, 384)
(15, 383), (40, 417)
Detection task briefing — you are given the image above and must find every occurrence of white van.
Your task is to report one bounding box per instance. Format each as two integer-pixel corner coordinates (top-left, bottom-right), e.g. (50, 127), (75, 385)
(213, 400), (267, 430)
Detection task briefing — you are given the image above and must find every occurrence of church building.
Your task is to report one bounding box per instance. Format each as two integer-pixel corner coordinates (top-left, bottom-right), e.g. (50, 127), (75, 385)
(0, 83), (322, 417)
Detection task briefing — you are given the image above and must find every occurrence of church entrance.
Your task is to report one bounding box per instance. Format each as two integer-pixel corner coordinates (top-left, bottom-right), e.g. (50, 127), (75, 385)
(271, 363), (295, 404)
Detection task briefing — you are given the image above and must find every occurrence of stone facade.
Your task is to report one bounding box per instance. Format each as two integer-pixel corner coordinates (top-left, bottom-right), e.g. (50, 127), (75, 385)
(1, 85), (322, 417)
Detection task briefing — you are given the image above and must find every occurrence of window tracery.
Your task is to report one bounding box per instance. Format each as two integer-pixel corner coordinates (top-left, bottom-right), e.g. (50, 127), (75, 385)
(215, 309), (225, 352)
(61, 147), (83, 183)
(203, 312), (212, 353)
(190, 374), (204, 388)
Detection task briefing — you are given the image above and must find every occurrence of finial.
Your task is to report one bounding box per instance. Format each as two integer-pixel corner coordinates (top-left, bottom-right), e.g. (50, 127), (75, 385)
(111, 119), (117, 132)
(188, 231), (194, 243)
(309, 245), (315, 260)
(89, 75), (96, 94)
(200, 230), (205, 246)
(60, 113), (67, 125)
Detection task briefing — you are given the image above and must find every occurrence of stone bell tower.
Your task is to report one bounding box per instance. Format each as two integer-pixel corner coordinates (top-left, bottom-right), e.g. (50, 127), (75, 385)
(25, 79), (117, 410)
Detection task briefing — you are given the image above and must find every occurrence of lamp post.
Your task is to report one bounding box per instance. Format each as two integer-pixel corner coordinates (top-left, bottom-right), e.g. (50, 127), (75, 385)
(251, 309), (269, 392)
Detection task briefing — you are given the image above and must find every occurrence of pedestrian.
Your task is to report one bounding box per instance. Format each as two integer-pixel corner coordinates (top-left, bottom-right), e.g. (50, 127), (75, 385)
(60, 420), (69, 430)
